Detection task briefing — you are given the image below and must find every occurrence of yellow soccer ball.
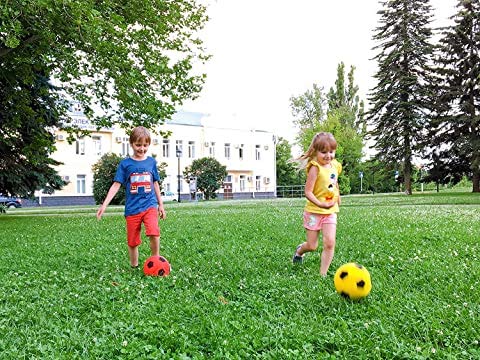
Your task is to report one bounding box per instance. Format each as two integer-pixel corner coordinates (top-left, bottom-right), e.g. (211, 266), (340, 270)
(334, 262), (372, 300)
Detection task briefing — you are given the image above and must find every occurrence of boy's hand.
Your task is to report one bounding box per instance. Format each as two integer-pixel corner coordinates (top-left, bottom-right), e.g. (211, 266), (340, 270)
(158, 206), (166, 219)
(96, 206), (105, 220)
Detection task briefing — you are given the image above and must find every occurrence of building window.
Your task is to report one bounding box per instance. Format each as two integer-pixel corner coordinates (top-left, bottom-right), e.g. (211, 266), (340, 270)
(225, 174), (232, 183)
(239, 175), (246, 191)
(92, 136), (102, 156)
(255, 145), (261, 160)
(188, 141), (195, 158)
(162, 139), (170, 158)
(209, 142), (216, 157)
(239, 144), (244, 160)
(224, 143), (231, 159)
(121, 137), (130, 156)
(76, 175), (86, 194)
(76, 138), (85, 155)
(176, 140), (183, 156)
(256, 175), (261, 191)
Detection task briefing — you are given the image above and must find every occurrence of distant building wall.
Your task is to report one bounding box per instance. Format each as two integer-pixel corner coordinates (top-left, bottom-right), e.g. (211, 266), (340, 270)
(37, 108), (277, 205)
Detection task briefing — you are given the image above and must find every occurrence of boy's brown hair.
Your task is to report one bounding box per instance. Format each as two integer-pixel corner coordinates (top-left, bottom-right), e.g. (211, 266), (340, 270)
(129, 126), (151, 145)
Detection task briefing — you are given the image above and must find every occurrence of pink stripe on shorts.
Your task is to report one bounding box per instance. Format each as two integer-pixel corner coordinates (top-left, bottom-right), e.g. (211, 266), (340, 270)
(303, 211), (337, 231)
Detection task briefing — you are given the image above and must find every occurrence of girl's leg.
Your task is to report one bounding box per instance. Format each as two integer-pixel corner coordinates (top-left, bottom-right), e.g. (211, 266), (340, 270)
(297, 229), (320, 256)
(319, 223), (336, 276)
(149, 235), (160, 256)
(128, 245), (139, 267)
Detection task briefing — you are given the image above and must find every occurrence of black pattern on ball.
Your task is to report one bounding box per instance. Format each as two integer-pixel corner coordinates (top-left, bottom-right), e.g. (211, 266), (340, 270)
(147, 261), (154, 268)
(334, 262), (372, 300)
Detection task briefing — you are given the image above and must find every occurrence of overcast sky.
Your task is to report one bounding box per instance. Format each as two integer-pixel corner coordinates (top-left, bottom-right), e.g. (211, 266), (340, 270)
(182, 0), (457, 140)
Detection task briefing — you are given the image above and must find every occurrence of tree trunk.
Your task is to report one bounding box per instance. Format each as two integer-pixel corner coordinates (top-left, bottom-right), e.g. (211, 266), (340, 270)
(404, 163), (412, 195)
(404, 133), (412, 195)
(472, 146), (480, 193)
(473, 172), (480, 193)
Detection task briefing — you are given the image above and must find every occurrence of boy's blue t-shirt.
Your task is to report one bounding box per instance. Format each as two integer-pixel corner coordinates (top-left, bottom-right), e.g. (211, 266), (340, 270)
(114, 157), (160, 216)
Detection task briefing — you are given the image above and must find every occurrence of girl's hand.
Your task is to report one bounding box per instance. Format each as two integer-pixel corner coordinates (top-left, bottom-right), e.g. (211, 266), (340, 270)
(319, 200), (336, 209)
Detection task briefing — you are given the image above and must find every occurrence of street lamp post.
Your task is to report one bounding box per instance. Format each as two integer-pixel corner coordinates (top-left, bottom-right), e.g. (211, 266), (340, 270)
(176, 148), (182, 202)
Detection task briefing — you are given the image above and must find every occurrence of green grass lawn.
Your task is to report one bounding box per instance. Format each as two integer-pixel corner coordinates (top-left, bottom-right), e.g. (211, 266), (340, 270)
(0, 192), (479, 359)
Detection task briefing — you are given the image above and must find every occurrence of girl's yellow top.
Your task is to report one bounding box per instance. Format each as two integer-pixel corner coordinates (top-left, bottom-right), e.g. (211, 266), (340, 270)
(304, 159), (342, 214)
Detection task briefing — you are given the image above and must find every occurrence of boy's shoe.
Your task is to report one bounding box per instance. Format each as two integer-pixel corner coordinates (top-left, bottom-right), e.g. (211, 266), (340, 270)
(292, 245), (304, 264)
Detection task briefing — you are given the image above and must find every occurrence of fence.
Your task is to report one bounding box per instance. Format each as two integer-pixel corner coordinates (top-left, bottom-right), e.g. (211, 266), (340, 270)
(276, 185), (305, 198)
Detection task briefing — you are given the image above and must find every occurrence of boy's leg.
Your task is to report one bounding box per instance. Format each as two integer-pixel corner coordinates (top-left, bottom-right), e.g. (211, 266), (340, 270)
(128, 245), (139, 267)
(319, 223), (336, 276)
(149, 235), (160, 256)
(126, 214), (142, 267)
(143, 208), (160, 256)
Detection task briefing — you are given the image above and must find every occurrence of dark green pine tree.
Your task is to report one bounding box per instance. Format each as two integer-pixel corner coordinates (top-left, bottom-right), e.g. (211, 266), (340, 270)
(367, 0), (435, 194)
(431, 0), (480, 192)
(0, 70), (66, 198)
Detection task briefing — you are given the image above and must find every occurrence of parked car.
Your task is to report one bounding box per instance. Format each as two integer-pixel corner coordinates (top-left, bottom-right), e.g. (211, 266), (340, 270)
(161, 191), (178, 202)
(0, 195), (22, 208)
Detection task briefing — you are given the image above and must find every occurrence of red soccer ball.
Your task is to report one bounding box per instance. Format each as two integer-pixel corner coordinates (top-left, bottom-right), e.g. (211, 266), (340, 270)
(143, 255), (171, 276)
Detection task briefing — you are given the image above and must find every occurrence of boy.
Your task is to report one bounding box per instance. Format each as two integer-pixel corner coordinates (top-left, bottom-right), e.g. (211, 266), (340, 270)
(97, 126), (166, 268)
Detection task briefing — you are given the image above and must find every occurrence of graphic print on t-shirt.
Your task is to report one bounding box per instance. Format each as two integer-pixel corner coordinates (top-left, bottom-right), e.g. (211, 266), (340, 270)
(130, 172), (152, 194)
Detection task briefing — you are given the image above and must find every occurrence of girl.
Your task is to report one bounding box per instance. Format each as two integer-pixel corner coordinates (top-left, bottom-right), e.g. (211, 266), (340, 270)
(292, 132), (342, 277)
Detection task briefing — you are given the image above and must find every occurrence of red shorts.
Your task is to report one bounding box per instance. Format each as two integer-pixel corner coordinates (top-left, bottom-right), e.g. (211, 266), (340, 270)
(125, 207), (160, 247)
(303, 211), (337, 231)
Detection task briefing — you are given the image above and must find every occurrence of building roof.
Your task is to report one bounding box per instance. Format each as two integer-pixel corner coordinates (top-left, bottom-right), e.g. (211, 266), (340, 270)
(167, 111), (204, 127)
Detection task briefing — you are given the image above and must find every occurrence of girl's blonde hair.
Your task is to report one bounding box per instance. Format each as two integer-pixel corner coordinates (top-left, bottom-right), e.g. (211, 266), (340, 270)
(129, 126), (151, 145)
(294, 132), (337, 170)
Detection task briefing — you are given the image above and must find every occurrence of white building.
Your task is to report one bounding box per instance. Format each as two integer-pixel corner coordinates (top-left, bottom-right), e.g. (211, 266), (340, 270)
(41, 109), (277, 206)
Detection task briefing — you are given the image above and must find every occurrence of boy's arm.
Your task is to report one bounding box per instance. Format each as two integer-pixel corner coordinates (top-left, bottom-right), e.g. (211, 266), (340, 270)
(96, 182), (121, 220)
(154, 182), (166, 219)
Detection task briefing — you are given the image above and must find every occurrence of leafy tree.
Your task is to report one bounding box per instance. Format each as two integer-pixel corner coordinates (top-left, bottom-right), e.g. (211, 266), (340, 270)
(0, 0), (208, 197)
(275, 137), (305, 186)
(367, 0), (435, 195)
(359, 159), (401, 194)
(290, 63), (365, 194)
(183, 157), (227, 200)
(290, 84), (328, 150)
(422, 150), (451, 192)
(326, 63), (365, 177)
(327, 62), (366, 132)
(92, 153), (167, 205)
(431, 0), (480, 192)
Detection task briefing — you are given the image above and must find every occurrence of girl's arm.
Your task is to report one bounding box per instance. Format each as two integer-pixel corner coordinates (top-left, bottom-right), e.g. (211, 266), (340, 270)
(304, 166), (335, 209)
(337, 182), (341, 206)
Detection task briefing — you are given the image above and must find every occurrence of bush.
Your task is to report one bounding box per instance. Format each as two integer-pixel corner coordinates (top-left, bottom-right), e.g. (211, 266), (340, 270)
(339, 174), (351, 194)
(183, 157), (227, 200)
(92, 153), (125, 205)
